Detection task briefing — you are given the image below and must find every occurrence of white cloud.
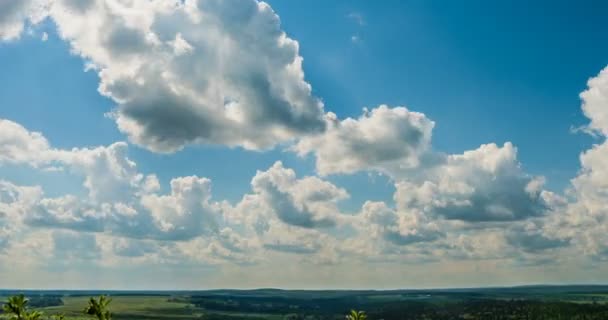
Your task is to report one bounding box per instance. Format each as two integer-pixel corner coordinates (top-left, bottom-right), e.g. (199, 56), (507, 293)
(0, 0), (326, 152)
(556, 66), (608, 261)
(0, 118), (221, 241)
(505, 222), (570, 254)
(0, 119), (53, 167)
(580, 66), (608, 136)
(141, 176), (220, 240)
(359, 200), (442, 246)
(399, 143), (548, 222)
(294, 105), (434, 176)
(4, 0), (608, 283)
(247, 161), (348, 229)
(0, 0), (48, 41)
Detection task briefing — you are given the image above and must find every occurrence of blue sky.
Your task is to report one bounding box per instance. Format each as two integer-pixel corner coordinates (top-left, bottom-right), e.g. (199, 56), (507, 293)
(1, 0), (608, 289)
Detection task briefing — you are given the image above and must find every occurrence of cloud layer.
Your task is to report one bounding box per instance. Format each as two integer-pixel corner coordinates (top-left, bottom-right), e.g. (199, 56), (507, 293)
(0, 0), (607, 287)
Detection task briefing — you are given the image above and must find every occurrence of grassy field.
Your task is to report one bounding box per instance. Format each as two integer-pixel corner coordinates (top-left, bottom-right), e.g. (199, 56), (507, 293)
(31, 296), (286, 320)
(39, 296), (199, 320)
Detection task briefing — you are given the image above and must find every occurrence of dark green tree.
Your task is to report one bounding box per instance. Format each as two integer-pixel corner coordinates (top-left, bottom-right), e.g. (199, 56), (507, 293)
(83, 295), (112, 320)
(2, 295), (44, 320)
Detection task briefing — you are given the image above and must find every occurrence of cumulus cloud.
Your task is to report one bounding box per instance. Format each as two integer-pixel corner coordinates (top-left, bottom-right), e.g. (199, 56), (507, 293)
(222, 162), (350, 258)
(247, 161), (348, 229)
(580, 66), (608, 137)
(0, 181), (43, 250)
(258, 221), (331, 255)
(0, 118), (221, 241)
(557, 66), (608, 260)
(27, 176), (221, 241)
(5, 0), (608, 277)
(2, 0), (326, 152)
(294, 105), (546, 223)
(505, 221), (570, 254)
(397, 143), (548, 222)
(0, 119), (53, 167)
(359, 201), (441, 246)
(294, 105), (434, 176)
(141, 176), (220, 240)
(0, 0), (48, 41)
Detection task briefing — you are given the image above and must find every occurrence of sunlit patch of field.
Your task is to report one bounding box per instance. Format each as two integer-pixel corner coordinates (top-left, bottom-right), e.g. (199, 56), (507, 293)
(38, 296), (201, 320)
(20, 296), (283, 320)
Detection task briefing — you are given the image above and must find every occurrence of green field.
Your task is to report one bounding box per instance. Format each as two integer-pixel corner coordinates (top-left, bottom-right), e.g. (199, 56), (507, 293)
(40, 296), (199, 320)
(29, 296), (286, 320)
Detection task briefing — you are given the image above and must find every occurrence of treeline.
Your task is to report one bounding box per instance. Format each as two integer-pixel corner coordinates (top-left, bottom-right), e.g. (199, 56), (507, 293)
(187, 294), (378, 316)
(188, 294), (608, 319)
(371, 299), (608, 320)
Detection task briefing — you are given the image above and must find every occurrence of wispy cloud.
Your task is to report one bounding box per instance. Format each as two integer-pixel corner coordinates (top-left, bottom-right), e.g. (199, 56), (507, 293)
(347, 12), (366, 26)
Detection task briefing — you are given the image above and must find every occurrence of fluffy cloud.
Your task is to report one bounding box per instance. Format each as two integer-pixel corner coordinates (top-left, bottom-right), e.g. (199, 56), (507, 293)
(504, 221), (570, 254)
(397, 143), (548, 222)
(0, 181), (44, 250)
(0, 118), (221, 241)
(558, 66), (608, 260)
(0, 119), (53, 167)
(26, 176), (221, 241)
(2, 0), (326, 152)
(223, 162), (349, 258)
(4, 0), (608, 280)
(580, 66), (608, 136)
(294, 104), (546, 223)
(294, 105), (434, 176)
(251, 161), (348, 228)
(0, 0), (48, 41)
(141, 176), (220, 240)
(0, 180), (43, 221)
(359, 201), (441, 246)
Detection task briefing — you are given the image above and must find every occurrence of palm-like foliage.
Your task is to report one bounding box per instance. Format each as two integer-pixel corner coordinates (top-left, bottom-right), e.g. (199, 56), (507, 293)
(25, 311), (43, 320)
(345, 309), (367, 320)
(84, 295), (112, 320)
(2, 295), (44, 320)
(3, 294), (28, 320)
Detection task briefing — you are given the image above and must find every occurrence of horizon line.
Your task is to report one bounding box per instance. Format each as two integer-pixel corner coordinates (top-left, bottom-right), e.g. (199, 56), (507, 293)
(2, 283), (608, 293)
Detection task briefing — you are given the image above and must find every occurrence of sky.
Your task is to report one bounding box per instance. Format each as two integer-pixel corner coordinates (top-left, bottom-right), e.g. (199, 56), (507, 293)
(0, 0), (607, 290)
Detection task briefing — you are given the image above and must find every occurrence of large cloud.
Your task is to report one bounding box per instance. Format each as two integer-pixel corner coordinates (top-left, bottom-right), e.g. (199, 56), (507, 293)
(4, 0), (608, 278)
(233, 161), (349, 230)
(559, 66), (608, 260)
(359, 200), (442, 246)
(294, 105), (547, 223)
(294, 105), (434, 176)
(140, 176), (219, 239)
(0, 119), (54, 167)
(580, 66), (608, 137)
(0, 0), (48, 41)
(0, 118), (221, 241)
(2, 0), (327, 152)
(397, 143), (548, 222)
